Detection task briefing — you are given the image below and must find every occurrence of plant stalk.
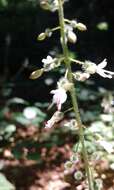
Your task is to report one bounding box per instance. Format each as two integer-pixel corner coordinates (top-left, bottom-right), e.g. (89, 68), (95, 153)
(57, 0), (94, 189)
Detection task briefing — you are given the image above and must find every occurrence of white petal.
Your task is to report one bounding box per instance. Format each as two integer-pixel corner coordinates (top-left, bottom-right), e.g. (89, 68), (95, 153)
(54, 89), (66, 104)
(42, 56), (53, 64)
(97, 69), (112, 78)
(47, 55), (53, 61)
(103, 69), (114, 75)
(50, 89), (57, 94)
(42, 58), (46, 64)
(98, 59), (107, 69)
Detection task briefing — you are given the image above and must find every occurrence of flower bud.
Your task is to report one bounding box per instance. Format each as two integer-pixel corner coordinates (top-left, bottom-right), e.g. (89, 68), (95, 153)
(40, 1), (49, 10)
(37, 33), (46, 41)
(63, 82), (73, 91)
(74, 171), (83, 180)
(67, 31), (77, 44)
(70, 20), (77, 28)
(30, 68), (44, 79)
(58, 77), (73, 91)
(76, 23), (87, 31)
(73, 71), (90, 81)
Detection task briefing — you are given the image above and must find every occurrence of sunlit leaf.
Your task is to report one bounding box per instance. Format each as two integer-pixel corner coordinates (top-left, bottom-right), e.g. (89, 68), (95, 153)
(0, 173), (15, 190)
(4, 124), (16, 134)
(23, 107), (38, 119)
(23, 106), (46, 119)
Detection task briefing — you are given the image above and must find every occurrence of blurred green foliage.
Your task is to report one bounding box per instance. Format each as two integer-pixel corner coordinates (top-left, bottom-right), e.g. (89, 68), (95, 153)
(0, 0), (38, 9)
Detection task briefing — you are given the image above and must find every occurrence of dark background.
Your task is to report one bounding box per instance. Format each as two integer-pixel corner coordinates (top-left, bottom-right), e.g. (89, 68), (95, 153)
(0, 0), (114, 101)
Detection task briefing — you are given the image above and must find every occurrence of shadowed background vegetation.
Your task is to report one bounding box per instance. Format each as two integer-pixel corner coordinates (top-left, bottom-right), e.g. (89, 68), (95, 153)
(0, 0), (114, 101)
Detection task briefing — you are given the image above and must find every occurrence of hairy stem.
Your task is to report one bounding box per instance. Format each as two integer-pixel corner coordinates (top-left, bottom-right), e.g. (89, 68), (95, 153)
(57, 0), (94, 189)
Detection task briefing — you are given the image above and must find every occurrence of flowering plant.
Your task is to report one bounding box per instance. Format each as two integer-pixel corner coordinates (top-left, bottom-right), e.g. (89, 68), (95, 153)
(30, 0), (114, 189)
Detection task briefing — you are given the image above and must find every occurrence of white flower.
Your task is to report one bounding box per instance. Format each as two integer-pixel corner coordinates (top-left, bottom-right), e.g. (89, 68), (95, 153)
(51, 88), (67, 110)
(45, 111), (64, 128)
(83, 61), (97, 74)
(49, 0), (68, 12)
(96, 59), (114, 78)
(42, 55), (60, 71)
(42, 55), (55, 71)
(53, 0), (58, 7)
(50, 0), (59, 12)
(83, 59), (114, 78)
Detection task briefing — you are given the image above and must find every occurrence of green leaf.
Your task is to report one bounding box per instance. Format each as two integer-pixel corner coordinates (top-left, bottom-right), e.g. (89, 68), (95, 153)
(0, 122), (16, 140)
(30, 68), (44, 79)
(12, 149), (23, 160)
(4, 124), (16, 134)
(34, 102), (49, 108)
(12, 113), (30, 125)
(27, 152), (41, 161)
(7, 98), (29, 106)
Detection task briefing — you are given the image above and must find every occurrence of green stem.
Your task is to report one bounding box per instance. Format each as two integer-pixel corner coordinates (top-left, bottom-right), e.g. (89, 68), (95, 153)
(51, 26), (60, 32)
(69, 58), (84, 65)
(57, 0), (94, 190)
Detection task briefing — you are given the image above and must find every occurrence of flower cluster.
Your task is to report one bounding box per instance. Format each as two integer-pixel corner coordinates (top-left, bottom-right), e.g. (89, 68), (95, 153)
(62, 20), (87, 44)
